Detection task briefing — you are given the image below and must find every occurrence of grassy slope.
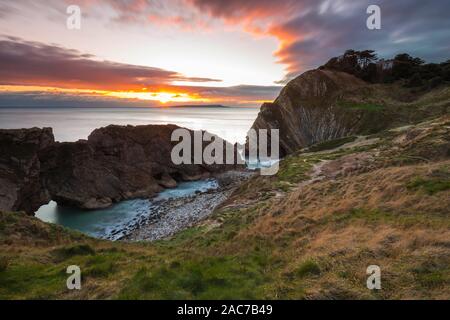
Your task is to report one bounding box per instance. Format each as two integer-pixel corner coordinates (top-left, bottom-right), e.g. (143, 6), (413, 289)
(336, 82), (450, 135)
(0, 116), (449, 300)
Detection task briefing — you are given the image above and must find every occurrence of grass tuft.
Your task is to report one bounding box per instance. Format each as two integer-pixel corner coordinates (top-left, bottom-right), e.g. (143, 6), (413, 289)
(296, 260), (321, 278)
(52, 244), (96, 261)
(308, 136), (358, 152)
(407, 172), (450, 195)
(0, 256), (9, 272)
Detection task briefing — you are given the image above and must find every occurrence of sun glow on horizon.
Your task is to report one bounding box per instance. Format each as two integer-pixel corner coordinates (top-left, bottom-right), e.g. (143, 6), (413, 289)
(105, 90), (208, 104)
(0, 85), (274, 107)
(0, 85), (210, 104)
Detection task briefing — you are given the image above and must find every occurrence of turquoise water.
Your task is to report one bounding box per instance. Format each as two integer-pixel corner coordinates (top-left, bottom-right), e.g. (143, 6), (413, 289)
(36, 179), (218, 239)
(3, 106), (257, 238)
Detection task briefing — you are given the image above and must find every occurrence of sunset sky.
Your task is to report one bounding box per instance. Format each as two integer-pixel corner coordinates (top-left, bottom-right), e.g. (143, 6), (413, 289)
(1, 0), (449, 107)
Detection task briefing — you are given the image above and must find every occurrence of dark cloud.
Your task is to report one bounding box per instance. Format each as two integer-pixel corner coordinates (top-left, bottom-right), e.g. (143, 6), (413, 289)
(0, 91), (159, 108)
(187, 0), (450, 81)
(2, 1), (448, 83)
(0, 37), (281, 107)
(187, 0), (300, 20)
(0, 37), (221, 91)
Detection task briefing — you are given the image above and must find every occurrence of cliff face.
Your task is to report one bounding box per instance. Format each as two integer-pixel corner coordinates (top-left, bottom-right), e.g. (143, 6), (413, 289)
(251, 70), (370, 157)
(0, 128), (54, 213)
(0, 125), (237, 213)
(251, 68), (450, 157)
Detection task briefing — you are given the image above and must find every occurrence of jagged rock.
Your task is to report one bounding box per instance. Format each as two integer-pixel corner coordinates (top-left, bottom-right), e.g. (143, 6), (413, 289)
(250, 70), (369, 157)
(1, 124), (240, 213)
(42, 124), (240, 210)
(0, 128), (54, 213)
(250, 67), (450, 157)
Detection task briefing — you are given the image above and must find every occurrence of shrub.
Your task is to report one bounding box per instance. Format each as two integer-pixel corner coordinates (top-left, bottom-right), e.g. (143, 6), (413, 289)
(177, 269), (206, 295)
(407, 73), (423, 87)
(296, 260), (321, 278)
(52, 244), (95, 261)
(428, 77), (444, 89)
(86, 261), (116, 278)
(0, 256), (9, 272)
(407, 177), (450, 195)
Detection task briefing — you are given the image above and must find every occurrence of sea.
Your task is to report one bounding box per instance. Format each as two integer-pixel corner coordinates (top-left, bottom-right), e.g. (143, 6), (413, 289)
(0, 106), (259, 144)
(0, 106), (260, 238)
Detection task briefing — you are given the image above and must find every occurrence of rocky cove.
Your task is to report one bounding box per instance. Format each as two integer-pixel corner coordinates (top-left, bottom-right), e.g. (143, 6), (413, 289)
(0, 123), (252, 241)
(0, 124), (242, 214)
(36, 171), (253, 241)
(2, 65), (448, 243)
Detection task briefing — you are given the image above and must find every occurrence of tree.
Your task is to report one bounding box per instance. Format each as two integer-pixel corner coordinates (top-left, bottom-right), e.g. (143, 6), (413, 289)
(359, 50), (378, 69)
(392, 54), (424, 80)
(407, 73), (423, 87)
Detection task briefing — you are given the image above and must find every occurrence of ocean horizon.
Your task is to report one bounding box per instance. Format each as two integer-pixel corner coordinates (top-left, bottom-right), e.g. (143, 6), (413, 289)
(0, 106), (260, 144)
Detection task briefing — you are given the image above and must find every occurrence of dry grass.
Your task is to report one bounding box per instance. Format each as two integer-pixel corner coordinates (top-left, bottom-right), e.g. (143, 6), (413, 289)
(0, 116), (449, 300)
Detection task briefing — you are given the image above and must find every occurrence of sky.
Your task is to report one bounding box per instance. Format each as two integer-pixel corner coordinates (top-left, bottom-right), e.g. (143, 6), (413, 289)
(0, 0), (449, 107)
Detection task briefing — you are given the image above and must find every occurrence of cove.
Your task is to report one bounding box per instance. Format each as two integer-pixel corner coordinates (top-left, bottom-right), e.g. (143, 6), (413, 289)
(36, 179), (218, 240)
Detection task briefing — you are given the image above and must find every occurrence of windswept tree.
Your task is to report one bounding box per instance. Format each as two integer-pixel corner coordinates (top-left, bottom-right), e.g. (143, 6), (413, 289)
(322, 49), (379, 81)
(322, 50), (449, 88)
(359, 50), (378, 69)
(392, 54), (424, 80)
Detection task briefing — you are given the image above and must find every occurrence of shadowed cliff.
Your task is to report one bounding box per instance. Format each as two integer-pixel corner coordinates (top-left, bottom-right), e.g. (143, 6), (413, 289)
(0, 125), (240, 213)
(250, 54), (450, 157)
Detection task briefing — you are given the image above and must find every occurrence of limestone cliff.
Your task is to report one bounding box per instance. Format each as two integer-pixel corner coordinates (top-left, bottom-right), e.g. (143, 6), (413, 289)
(250, 68), (450, 157)
(0, 125), (238, 213)
(250, 70), (371, 157)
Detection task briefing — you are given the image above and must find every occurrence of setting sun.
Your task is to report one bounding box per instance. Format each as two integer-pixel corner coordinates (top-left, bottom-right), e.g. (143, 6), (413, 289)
(0, 0), (449, 304)
(105, 91), (208, 104)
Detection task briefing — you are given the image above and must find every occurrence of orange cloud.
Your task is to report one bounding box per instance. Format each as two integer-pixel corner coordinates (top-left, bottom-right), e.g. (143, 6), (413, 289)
(0, 37), (221, 91)
(0, 37), (281, 107)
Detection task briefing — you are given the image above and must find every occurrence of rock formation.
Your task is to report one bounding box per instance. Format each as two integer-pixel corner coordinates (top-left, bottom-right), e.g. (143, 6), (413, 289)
(250, 70), (373, 157)
(0, 128), (54, 213)
(0, 125), (239, 214)
(249, 68), (450, 157)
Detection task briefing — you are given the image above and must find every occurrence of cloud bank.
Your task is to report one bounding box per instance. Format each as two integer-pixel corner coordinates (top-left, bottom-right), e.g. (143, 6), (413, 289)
(0, 37), (281, 107)
(0, 37), (221, 91)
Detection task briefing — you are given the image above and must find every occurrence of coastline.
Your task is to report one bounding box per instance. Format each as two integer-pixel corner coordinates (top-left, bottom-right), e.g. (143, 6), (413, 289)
(119, 170), (254, 242)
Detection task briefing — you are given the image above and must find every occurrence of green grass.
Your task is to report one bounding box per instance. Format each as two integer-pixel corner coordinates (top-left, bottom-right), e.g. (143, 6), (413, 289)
(407, 177), (450, 195)
(0, 256), (9, 272)
(117, 254), (273, 300)
(412, 260), (450, 289)
(328, 208), (450, 229)
(51, 244), (96, 261)
(0, 262), (68, 299)
(273, 146), (379, 192)
(0, 245), (132, 299)
(308, 136), (358, 152)
(0, 115), (449, 300)
(296, 260), (321, 278)
(276, 158), (314, 185)
(416, 271), (448, 289)
(84, 255), (118, 278)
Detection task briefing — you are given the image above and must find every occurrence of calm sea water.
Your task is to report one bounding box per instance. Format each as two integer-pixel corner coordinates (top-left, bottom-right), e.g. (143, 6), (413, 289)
(1, 106), (259, 238)
(0, 106), (259, 144)
(36, 180), (219, 240)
